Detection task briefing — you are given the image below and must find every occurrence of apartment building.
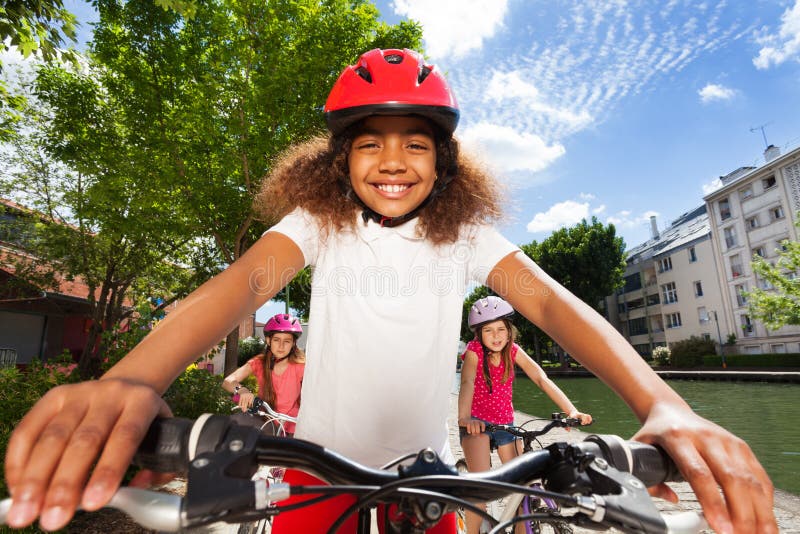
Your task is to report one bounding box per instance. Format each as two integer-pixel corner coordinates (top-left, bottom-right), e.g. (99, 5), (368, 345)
(604, 206), (732, 356)
(703, 144), (800, 354)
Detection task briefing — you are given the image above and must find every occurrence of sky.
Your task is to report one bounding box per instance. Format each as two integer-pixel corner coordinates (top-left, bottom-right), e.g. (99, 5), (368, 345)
(53, 0), (800, 321)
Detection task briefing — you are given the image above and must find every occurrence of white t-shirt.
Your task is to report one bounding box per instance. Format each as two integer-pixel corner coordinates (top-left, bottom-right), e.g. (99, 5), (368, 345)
(267, 208), (519, 467)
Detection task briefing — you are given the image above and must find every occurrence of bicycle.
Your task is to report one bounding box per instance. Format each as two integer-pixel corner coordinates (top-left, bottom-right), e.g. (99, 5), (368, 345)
(0, 413), (707, 534)
(232, 396), (298, 533)
(457, 413), (583, 534)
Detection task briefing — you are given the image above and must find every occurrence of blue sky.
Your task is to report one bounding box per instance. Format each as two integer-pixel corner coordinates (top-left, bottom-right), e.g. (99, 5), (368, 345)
(57, 0), (800, 321)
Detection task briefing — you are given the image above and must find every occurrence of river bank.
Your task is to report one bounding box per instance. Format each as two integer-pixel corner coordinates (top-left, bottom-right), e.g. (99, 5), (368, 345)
(445, 392), (800, 533)
(543, 368), (800, 383)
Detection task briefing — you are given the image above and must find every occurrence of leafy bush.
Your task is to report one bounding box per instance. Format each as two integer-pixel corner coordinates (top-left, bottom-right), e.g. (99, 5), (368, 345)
(652, 346), (671, 366)
(0, 358), (79, 499)
(703, 352), (800, 368)
(238, 336), (265, 367)
(669, 336), (716, 368)
(163, 365), (235, 420)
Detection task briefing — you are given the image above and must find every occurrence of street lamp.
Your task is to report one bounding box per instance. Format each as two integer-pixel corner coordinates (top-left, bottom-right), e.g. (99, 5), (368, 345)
(711, 311), (727, 369)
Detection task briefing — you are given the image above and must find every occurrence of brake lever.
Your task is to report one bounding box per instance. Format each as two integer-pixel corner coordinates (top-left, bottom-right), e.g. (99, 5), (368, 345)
(579, 457), (668, 534)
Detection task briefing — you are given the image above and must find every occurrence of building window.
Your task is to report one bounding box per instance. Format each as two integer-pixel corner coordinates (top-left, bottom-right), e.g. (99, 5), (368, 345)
(694, 280), (704, 297)
(646, 293), (660, 306)
(762, 175), (776, 190)
(698, 306), (709, 323)
(729, 253), (743, 278)
(753, 246), (766, 258)
(661, 282), (678, 304)
(623, 273), (642, 293)
(723, 226), (737, 248)
(771, 205), (785, 220)
(657, 257), (673, 273)
(739, 186), (753, 200)
(771, 343), (786, 353)
(617, 303), (627, 313)
(735, 283), (748, 307)
(666, 312), (682, 329)
(740, 314), (754, 337)
(627, 297), (644, 310)
(688, 247), (697, 262)
(702, 333), (712, 341)
(719, 198), (731, 220)
(778, 239), (789, 252)
(746, 216), (759, 230)
(627, 317), (648, 336)
(757, 276), (774, 290)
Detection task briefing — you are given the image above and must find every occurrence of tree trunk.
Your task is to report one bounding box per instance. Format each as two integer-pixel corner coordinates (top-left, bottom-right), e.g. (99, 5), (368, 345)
(557, 346), (568, 370)
(532, 333), (542, 364)
(224, 325), (240, 376)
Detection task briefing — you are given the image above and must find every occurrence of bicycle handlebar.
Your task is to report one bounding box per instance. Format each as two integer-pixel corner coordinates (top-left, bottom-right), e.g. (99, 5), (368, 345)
(0, 414), (704, 534)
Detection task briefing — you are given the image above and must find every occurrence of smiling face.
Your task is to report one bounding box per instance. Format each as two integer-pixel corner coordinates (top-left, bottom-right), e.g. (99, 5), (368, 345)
(479, 320), (511, 353)
(347, 115), (438, 218)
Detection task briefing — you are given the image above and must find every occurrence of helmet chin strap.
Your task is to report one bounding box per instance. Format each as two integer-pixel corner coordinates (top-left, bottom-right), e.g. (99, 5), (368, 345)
(360, 176), (452, 228)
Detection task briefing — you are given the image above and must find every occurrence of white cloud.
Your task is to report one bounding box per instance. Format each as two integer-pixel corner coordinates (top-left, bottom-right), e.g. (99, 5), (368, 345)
(526, 200), (590, 233)
(447, 1), (751, 153)
(459, 122), (565, 174)
(753, 0), (800, 69)
(391, 0), (508, 58)
(698, 83), (735, 103)
(484, 71), (593, 129)
(702, 177), (723, 195)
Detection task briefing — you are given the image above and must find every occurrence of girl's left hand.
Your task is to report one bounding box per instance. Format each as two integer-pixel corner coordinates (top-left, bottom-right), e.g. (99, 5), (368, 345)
(633, 402), (777, 534)
(568, 410), (592, 425)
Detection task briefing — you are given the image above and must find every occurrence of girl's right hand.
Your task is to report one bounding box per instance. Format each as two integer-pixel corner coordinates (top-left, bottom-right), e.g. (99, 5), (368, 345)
(458, 417), (485, 435)
(237, 389), (255, 411)
(4, 379), (171, 531)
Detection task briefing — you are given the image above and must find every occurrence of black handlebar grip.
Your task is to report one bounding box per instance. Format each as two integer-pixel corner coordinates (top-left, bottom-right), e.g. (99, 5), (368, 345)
(626, 441), (684, 487)
(133, 417), (194, 474)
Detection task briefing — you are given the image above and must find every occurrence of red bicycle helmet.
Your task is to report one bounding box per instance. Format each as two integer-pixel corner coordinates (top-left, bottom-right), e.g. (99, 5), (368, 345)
(324, 48), (459, 135)
(264, 313), (303, 337)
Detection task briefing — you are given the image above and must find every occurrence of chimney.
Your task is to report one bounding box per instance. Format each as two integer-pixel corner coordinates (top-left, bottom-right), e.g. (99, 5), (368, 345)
(650, 215), (659, 240)
(764, 144), (781, 163)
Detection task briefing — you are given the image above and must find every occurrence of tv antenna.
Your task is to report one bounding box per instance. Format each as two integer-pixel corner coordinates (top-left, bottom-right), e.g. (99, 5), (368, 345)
(750, 122), (772, 148)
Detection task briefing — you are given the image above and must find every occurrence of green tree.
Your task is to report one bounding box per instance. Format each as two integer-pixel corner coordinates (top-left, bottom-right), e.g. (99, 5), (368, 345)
(82, 0), (421, 374)
(746, 224), (800, 329)
(0, 0), (77, 138)
(521, 218), (625, 367)
(1, 67), (199, 377)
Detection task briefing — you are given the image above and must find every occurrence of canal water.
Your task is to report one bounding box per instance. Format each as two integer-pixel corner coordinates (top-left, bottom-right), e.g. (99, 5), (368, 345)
(512, 377), (800, 495)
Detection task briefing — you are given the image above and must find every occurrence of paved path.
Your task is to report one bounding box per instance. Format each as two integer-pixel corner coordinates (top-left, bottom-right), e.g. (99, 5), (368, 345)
(445, 392), (800, 533)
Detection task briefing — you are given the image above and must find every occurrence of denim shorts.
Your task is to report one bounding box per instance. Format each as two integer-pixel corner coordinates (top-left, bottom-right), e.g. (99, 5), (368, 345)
(459, 418), (517, 449)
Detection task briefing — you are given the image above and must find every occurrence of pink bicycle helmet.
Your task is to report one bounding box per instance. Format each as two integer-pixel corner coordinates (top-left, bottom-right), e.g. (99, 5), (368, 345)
(324, 48), (459, 135)
(468, 296), (514, 331)
(264, 313), (303, 337)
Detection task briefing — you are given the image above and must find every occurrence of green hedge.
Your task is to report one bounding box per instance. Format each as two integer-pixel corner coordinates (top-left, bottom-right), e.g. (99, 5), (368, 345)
(703, 352), (800, 368)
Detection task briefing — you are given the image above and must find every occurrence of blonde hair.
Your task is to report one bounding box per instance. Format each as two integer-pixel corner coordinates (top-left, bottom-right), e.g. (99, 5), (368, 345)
(254, 125), (505, 245)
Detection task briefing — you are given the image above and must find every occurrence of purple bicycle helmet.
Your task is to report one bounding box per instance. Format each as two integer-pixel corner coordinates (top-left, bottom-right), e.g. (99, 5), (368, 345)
(264, 313), (303, 337)
(468, 296), (514, 331)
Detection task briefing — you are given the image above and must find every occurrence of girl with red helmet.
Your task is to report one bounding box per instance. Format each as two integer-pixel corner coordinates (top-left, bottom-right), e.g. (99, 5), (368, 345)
(458, 296), (591, 534)
(5, 48), (776, 534)
(222, 314), (305, 435)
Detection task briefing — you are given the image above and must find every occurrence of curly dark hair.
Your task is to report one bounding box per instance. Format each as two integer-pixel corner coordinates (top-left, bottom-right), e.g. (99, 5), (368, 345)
(254, 123), (506, 245)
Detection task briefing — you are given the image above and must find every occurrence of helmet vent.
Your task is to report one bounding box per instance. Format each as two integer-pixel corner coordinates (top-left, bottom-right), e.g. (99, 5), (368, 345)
(384, 53), (404, 64)
(418, 65), (432, 84)
(355, 66), (372, 83)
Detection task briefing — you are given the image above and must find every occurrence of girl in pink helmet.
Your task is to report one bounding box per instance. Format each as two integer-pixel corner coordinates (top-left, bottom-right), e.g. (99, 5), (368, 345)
(222, 314), (305, 435)
(6, 48), (776, 534)
(458, 296), (591, 534)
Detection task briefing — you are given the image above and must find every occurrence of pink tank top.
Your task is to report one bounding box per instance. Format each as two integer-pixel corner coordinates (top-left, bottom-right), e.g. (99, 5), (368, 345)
(248, 357), (305, 433)
(461, 339), (518, 424)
